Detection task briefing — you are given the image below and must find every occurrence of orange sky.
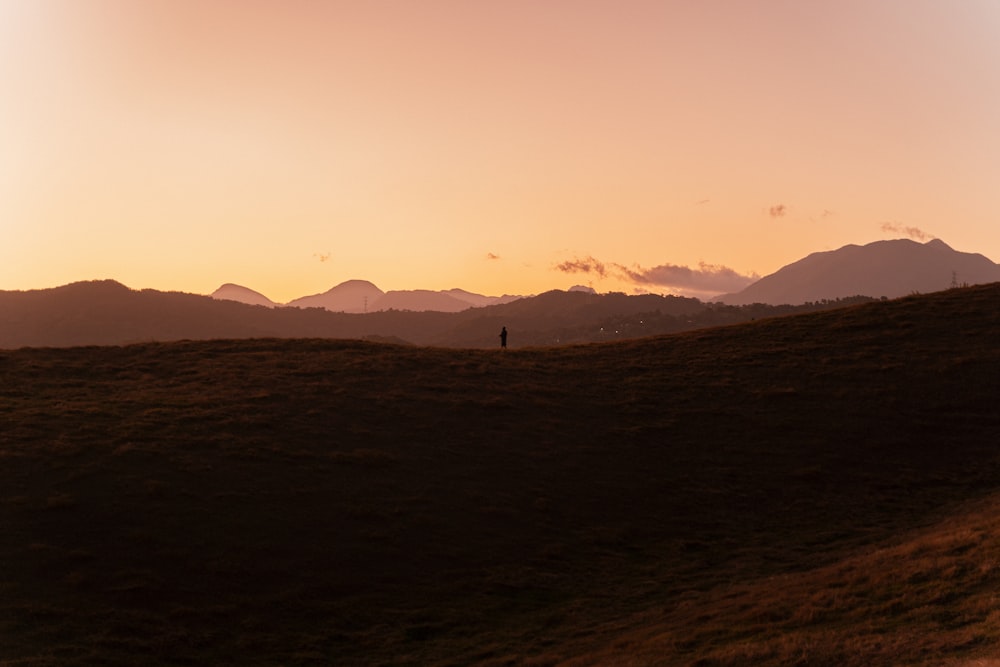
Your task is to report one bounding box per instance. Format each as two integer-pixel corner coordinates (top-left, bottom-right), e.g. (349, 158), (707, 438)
(2, 1), (998, 302)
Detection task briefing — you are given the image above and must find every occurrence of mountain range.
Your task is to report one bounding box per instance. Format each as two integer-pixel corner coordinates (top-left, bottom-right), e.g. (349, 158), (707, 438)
(210, 238), (1000, 312)
(3, 238), (1000, 349)
(213, 279), (524, 313)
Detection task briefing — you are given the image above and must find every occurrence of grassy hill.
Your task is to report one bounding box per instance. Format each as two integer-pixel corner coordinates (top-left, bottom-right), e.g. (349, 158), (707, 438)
(2, 283), (1000, 666)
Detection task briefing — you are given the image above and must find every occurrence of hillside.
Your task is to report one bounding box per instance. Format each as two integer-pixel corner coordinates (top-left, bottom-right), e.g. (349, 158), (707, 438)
(2, 280), (857, 349)
(2, 284), (1000, 665)
(718, 238), (1000, 305)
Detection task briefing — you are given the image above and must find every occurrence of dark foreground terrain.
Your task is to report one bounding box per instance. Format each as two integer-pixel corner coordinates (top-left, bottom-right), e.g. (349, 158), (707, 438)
(2, 284), (1000, 666)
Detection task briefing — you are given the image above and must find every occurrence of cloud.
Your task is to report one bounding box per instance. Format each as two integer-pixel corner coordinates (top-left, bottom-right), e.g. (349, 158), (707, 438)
(486, 252), (500, 260)
(554, 254), (758, 294)
(808, 208), (836, 223)
(880, 222), (934, 242)
(769, 204), (787, 218)
(617, 261), (758, 293)
(554, 256), (608, 278)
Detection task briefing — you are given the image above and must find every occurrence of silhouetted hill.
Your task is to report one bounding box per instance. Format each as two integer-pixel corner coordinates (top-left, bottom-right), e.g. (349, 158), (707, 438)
(717, 238), (1000, 304)
(285, 279), (385, 312)
(436, 289), (708, 347)
(0, 281), (320, 347)
(210, 283), (278, 307)
(3, 280), (873, 349)
(239, 280), (523, 313)
(3, 284), (1000, 665)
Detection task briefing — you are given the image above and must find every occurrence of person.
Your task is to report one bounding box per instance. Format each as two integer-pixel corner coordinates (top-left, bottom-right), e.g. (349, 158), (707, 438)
(499, 326), (507, 349)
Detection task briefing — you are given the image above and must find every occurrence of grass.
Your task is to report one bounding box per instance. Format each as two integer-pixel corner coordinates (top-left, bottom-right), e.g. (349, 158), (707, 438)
(1, 283), (1000, 665)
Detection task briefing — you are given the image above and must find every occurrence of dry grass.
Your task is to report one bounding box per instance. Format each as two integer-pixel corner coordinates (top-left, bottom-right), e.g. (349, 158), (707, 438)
(569, 492), (1000, 666)
(1, 284), (1000, 665)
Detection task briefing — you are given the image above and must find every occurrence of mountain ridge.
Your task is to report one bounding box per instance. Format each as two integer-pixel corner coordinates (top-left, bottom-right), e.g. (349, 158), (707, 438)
(717, 238), (1000, 305)
(210, 283), (279, 308)
(220, 279), (524, 313)
(0, 280), (778, 349)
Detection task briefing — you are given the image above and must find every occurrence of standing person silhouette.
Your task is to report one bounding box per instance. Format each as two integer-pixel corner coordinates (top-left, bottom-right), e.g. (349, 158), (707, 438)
(499, 326), (507, 349)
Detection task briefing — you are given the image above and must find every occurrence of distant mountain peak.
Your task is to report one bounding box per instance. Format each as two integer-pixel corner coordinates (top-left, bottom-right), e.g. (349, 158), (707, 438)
(716, 238), (1000, 305)
(286, 280), (385, 313)
(328, 279), (382, 292)
(211, 284), (277, 308)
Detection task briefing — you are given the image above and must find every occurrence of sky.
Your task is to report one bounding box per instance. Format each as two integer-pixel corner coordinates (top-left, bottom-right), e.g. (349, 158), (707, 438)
(2, 0), (999, 302)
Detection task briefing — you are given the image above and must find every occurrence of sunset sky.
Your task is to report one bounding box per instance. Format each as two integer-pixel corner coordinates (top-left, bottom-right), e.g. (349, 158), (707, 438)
(2, 1), (998, 302)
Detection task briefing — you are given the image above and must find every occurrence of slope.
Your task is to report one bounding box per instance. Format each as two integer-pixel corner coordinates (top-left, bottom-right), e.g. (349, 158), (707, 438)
(1, 284), (999, 665)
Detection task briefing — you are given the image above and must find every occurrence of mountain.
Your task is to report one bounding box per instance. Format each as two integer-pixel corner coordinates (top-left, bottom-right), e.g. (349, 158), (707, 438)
(285, 279), (385, 313)
(716, 238), (1000, 305)
(270, 281), (521, 313)
(0, 280), (308, 347)
(210, 283), (278, 308)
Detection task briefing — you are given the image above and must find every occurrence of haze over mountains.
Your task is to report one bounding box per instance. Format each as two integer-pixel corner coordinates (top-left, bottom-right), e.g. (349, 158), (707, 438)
(213, 279), (523, 313)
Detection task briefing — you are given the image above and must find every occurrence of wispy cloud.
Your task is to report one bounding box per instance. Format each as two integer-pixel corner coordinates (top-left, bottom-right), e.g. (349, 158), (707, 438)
(618, 261), (758, 293)
(554, 255), (757, 294)
(769, 204), (787, 218)
(881, 222), (934, 241)
(554, 256), (608, 278)
(808, 208), (836, 223)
